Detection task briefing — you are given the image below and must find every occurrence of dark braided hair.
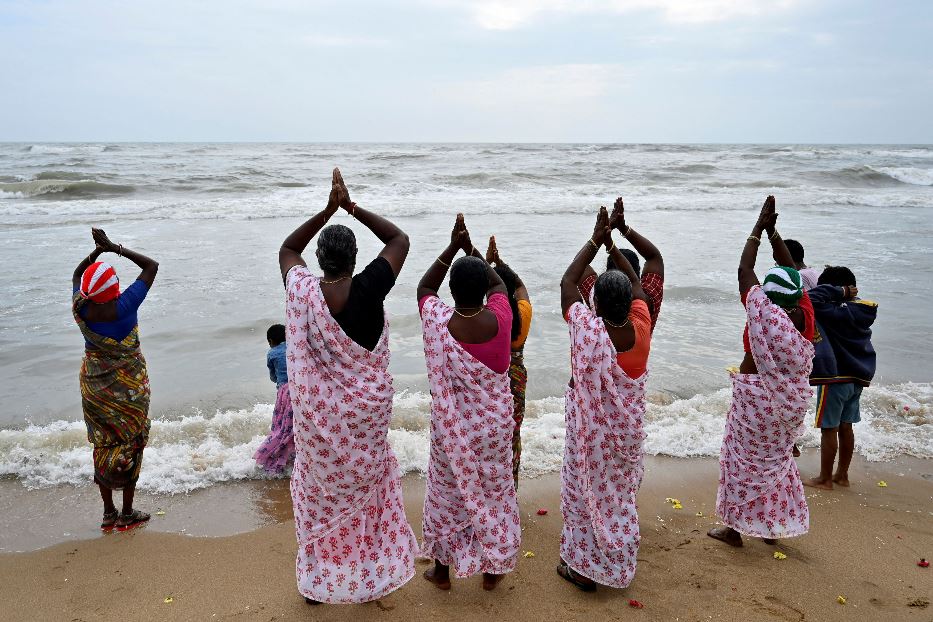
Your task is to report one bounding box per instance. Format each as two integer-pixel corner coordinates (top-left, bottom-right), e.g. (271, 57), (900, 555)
(316, 224), (357, 275)
(594, 270), (633, 325)
(494, 264), (522, 341)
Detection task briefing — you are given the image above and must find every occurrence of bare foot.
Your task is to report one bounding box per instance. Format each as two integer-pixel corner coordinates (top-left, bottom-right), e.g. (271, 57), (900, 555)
(832, 475), (850, 487)
(805, 477), (833, 490)
(482, 573), (503, 591)
(304, 597), (321, 606)
(423, 567), (451, 591)
(762, 538), (777, 545)
(792, 444), (801, 457)
(707, 526), (743, 547)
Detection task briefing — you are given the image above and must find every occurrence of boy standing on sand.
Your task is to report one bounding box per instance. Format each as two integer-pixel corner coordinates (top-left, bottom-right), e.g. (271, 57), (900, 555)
(805, 267), (878, 490)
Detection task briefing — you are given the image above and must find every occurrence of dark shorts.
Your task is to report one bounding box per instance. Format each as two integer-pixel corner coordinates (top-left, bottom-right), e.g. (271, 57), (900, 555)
(814, 383), (862, 429)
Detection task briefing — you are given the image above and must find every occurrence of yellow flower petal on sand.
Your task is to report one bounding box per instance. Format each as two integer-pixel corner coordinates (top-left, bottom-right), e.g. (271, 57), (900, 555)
(155, 510), (166, 516)
(773, 551), (787, 560)
(672, 503), (683, 510)
(837, 595), (846, 605)
(523, 551), (535, 558)
(164, 597), (174, 604)
(877, 481), (888, 487)
(695, 511), (704, 517)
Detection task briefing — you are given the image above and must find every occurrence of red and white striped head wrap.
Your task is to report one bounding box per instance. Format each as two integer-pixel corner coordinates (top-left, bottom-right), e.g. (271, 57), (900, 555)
(80, 261), (121, 303)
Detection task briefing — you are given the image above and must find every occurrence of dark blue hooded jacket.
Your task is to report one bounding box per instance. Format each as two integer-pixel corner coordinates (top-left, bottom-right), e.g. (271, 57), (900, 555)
(808, 285), (878, 387)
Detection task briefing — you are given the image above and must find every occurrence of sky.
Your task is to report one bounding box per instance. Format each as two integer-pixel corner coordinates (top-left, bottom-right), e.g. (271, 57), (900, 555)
(1, 0), (931, 142)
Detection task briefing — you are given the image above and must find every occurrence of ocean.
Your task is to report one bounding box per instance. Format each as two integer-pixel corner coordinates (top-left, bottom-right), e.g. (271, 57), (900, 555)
(1, 143), (931, 495)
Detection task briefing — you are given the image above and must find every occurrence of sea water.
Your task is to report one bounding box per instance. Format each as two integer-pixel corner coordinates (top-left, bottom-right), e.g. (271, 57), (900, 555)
(1, 143), (931, 494)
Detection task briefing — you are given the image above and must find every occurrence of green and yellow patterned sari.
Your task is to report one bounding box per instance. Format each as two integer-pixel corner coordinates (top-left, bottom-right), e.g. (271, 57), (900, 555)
(73, 292), (150, 490)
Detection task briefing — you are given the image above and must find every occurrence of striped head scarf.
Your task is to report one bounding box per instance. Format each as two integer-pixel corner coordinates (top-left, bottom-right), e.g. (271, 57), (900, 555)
(80, 261), (120, 303)
(761, 266), (802, 308)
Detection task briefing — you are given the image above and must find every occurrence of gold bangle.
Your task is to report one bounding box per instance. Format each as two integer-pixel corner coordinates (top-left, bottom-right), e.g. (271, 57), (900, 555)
(747, 235), (761, 243)
(769, 230), (780, 240)
(588, 238), (599, 249)
(622, 225), (632, 237)
(436, 256), (450, 268)
(608, 241), (617, 251)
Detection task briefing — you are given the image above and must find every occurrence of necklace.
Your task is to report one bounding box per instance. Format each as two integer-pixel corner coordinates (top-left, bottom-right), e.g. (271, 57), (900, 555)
(454, 306), (484, 318)
(321, 276), (349, 285)
(603, 317), (630, 329)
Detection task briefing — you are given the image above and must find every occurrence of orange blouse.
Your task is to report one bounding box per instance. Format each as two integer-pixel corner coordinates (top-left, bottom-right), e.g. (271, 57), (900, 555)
(615, 299), (652, 379)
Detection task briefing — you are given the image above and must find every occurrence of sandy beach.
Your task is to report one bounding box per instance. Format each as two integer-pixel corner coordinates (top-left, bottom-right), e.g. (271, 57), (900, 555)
(1, 453), (930, 621)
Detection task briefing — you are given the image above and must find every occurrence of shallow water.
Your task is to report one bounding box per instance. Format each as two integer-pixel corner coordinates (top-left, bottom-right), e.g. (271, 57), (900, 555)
(1, 143), (931, 492)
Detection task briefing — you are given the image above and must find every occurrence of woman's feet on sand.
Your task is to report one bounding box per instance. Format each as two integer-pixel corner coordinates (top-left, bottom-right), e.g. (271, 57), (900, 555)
(556, 559), (596, 592)
(762, 538), (778, 545)
(115, 509), (150, 532)
(832, 474), (850, 487)
(481, 573), (503, 591)
(423, 563), (451, 590)
(707, 526), (743, 547)
(100, 509), (118, 531)
(805, 476), (835, 490)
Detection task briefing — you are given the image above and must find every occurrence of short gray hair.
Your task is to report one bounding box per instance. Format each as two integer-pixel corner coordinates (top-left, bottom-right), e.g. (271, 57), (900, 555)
(316, 224), (357, 274)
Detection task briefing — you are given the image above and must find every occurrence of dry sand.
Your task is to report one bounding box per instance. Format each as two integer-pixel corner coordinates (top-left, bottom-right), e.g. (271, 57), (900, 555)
(1, 454), (931, 621)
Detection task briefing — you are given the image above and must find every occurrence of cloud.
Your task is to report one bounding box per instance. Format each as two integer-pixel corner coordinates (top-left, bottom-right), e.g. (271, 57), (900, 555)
(442, 0), (802, 30)
(440, 63), (625, 108)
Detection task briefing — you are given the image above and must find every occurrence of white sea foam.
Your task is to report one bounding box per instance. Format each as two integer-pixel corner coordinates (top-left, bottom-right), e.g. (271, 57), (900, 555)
(870, 166), (933, 186)
(1, 385), (928, 494)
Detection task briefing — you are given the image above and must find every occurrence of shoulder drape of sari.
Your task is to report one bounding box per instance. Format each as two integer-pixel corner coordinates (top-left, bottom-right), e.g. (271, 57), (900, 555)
(560, 302), (646, 588)
(419, 295), (521, 577)
(716, 286), (814, 538)
(73, 292), (150, 489)
(286, 265), (416, 604)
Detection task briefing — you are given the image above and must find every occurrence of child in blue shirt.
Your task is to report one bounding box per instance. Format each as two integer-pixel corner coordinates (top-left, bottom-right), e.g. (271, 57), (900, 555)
(253, 324), (295, 474)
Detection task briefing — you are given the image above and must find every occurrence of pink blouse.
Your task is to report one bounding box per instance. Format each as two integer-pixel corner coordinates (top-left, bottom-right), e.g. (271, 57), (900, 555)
(419, 292), (513, 374)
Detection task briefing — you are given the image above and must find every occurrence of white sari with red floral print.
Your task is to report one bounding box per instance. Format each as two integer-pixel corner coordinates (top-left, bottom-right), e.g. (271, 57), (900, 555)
(717, 285), (814, 539)
(419, 295), (521, 577)
(560, 302), (646, 589)
(285, 265), (417, 604)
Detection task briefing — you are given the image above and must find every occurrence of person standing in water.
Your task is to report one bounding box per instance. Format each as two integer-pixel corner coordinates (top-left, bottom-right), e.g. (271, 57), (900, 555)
(417, 214), (521, 592)
(708, 196), (814, 548)
(253, 324), (295, 474)
(72, 228), (159, 532)
(280, 168), (417, 605)
(486, 235), (532, 489)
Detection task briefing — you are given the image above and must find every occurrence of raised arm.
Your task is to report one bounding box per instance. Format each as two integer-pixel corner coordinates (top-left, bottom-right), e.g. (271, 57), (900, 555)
(91, 228), (159, 289)
(561, 207), (609, 316)
(278, 169), (340, 283)
(334, 169), (409, 277)
(612, 197), (663, 278)
(417, 216), (462, 301)
(739, 195), (777, 295)
(486, 236), (528, 301)
(72, 243), (104, 288)
(763, 199), (796, 269)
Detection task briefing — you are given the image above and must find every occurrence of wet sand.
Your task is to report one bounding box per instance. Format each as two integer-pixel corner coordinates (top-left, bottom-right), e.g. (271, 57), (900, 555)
(1, 453), (931, 621)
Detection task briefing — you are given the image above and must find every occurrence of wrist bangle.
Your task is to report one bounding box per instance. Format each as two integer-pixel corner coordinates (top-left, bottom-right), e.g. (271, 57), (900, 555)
(622, 225), (631, 237)
(118, 244), (124, 256)
(588, 238), (599, 249)
(608, 241), (617, 251)
(769, 230), (780, 240)
(747, 235), (761, 243)
(436, 256), (450, 268)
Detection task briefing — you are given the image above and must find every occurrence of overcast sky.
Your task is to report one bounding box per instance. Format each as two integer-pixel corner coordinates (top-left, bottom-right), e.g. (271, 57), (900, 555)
(1, 0), (931, 142)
